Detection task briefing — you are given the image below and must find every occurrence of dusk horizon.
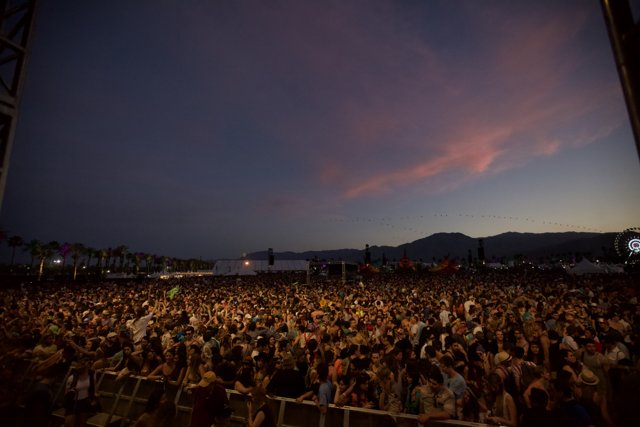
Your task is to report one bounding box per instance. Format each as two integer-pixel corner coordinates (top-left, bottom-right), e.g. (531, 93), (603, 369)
(1, 0), (639, 260)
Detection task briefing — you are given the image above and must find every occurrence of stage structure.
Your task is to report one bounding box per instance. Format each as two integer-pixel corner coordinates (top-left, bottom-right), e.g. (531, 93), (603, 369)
(601, 0), (640, 161)
(0, 0), (38, 213)
(212, 259), (309, 276)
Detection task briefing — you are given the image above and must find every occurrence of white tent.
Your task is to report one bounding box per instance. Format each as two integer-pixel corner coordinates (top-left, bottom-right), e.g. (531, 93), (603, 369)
(601, 263), (625, 274)
(212, 259), (308, 276)
(568, 259), (605, 275)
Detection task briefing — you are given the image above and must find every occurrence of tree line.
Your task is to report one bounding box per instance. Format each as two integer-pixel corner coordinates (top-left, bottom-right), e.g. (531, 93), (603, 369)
(0, 230), (213, 280)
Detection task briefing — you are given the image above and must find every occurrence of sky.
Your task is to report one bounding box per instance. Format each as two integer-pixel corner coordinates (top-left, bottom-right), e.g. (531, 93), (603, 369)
(1, 0), (639, 260)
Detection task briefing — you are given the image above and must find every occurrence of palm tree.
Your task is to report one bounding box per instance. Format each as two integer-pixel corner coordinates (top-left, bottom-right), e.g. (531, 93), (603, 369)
(104, 248), (113, 271)
(125, 252), (134, 273)
(58, 242), (71, 274)
(97, 249), (108, 271)
(114, 245), (128, 272)
(8, 235), (24, 267)
(23, 239), (42, 271)
(133, 252), (143, 274)
(84, 246), (96, 269)
(70, 243), (85, 280)
(37, 241), (58, 280)
(160, 256), (169, 272)
(145, 254), (154, 273)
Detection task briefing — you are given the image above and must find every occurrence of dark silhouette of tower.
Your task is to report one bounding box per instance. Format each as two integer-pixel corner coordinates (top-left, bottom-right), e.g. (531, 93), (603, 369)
(364, 244), (371, 264)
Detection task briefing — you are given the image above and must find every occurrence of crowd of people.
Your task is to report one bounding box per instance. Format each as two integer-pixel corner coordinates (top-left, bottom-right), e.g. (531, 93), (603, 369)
(1, 267), (638, 426)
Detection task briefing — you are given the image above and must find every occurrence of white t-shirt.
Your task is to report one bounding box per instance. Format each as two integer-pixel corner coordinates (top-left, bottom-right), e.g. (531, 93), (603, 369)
(66, 374), (92, 400)
(127, 312), (154, 343)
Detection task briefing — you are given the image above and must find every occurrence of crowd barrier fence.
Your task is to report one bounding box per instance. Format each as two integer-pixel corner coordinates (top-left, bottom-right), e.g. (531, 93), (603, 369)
(38, 370), (493, 427)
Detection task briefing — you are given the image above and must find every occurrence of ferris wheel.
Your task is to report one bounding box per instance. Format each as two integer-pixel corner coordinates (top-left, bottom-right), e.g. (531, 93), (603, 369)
(615, 227), (640, 263)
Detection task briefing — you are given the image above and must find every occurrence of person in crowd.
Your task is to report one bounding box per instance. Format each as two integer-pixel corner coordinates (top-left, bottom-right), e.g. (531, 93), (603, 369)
(349, 371), (375, 409)
(235, 359), (256, 395)
(246, 385), (276, 427)
(439, 354), (466, 400)
(93, 331), (121, 370)
(578, 338), (609, 393)
(560, 349), (585, 385)
(112, 341), (142, 381)
(417, 366), (455, 425)
(133, 387), (165, 427)
(139, 347), (162, 377)
(575, 369), (607, 427)
(63, 357), (99, 427)
(182, 345), (206, 387)
(127, 305), (156, 344)
(483, 372), (518, 427)
(190, 371), (231, 427)
(20, 369), (55, 427)
(550, 377), (593, 427)
(267, 353), (305, 398)
(0, 269), (638, 426)
(378, 365), (403, 413)
(315, 362), (333, 414)
(521, 387), (552, 427)
(147, 349), (184, 386)
(32, 333), (57, 361)
(526, 340), (544, 366)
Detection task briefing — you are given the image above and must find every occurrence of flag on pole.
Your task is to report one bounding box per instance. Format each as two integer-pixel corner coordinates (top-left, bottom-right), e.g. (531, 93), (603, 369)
(167, 285), (180, 299)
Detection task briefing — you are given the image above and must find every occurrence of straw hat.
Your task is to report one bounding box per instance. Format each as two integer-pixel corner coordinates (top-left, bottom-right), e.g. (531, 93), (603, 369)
(579, 369), (599, 386)
(197, 371), (217, 387)
(494, 351), (512, 365)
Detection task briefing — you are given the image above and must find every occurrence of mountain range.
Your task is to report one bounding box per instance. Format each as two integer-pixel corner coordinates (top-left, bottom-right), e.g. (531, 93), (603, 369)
(247, 232), (619, 263)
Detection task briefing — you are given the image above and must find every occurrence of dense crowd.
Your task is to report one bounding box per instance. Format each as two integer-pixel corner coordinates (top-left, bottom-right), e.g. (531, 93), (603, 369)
(1, 268), (639, 426)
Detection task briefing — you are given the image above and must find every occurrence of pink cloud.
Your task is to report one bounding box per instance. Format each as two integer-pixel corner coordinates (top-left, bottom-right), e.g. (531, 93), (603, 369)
(173, 3), (624, 202)
(335, 6), (625, 199)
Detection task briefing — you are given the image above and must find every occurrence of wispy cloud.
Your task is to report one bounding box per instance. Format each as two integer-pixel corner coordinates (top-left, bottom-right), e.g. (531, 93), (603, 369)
(329, 4), (624, 199)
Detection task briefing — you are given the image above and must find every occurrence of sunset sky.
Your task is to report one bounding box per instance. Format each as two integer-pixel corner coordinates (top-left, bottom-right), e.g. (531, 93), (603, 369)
(2, 0), (639, 260)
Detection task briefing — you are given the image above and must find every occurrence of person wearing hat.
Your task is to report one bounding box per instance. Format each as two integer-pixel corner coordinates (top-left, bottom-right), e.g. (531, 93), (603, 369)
(576, 369), (608, 427)
(494, 351), (512, 376)
(190, 371), (231, 427)
(93, 331), (122, 370)
(578, 369), (599, 387)
(578, 338), (608, 392)
(253, 352), (270, 387)
(100, 309), (115, 329)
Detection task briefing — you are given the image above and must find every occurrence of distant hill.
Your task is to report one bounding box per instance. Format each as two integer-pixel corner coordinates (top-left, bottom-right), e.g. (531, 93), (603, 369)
(247, 232), (618, 263)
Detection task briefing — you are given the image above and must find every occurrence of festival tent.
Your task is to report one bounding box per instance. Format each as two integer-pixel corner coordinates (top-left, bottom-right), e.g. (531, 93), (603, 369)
(212, 259), (309, 276)
(429, 258), (459, 274)
(601, 263), (625, 274)
(568, 259), (605, 275)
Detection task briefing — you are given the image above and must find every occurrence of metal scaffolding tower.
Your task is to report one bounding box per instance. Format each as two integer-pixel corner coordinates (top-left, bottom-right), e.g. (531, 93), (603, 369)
(0, 0), (37, 214)
(601, 0), (640, 162)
